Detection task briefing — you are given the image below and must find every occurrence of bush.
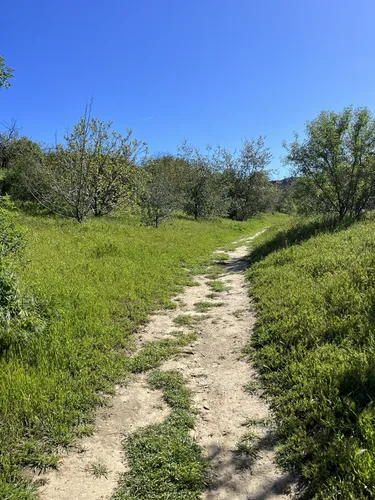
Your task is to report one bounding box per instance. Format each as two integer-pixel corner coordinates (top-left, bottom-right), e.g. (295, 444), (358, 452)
(247, 215), (375, 498)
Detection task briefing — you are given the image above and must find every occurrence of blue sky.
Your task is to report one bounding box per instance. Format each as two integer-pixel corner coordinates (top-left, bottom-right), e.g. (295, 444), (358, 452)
(1, 0), (375, 177)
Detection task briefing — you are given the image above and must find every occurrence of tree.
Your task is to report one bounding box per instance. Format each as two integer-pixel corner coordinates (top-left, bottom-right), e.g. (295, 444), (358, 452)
(0, 56), (14, 89)
(1, 136), (45, 202)
(0, 121), (19, 170)
(137, 156), (181, 227)
(178, 142), (229, 219)
(283, 107), (375, 219)
(32, 107), (147, 222)
(223, 137), (273, 220)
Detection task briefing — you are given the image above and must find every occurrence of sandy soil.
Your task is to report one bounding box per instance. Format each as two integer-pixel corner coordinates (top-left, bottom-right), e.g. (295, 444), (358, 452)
(34, 376), (169, 500)
(34, 231), (295, 500)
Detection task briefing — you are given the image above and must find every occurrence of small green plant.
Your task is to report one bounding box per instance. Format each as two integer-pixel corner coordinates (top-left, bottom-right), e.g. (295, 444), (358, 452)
(235, 431), (259, 470)
(232, 309), (245, 319)
(173, 314), (207, 327)
(128, 333), (197, 373)
(243, 417), (272, 428)
(205, 265), (225, 279)
(207, 280), (229, 293)
(212, 252), (230, 261)
(243, 380), (262, 395)
(87, 461), (110, 479)
(194, 301), (224, 313)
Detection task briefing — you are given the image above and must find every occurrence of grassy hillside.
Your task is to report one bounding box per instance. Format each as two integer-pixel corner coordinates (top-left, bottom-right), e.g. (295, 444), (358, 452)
(0, 212), (282, 498)
(247, 216), (375, 499)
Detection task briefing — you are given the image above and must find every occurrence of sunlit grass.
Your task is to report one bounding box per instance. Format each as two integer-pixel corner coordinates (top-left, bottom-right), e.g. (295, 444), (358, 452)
(0, 212), (280, 496)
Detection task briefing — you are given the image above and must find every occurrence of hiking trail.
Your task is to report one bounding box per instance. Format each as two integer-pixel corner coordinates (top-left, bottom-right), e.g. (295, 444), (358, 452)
(35, 231), (294, 500)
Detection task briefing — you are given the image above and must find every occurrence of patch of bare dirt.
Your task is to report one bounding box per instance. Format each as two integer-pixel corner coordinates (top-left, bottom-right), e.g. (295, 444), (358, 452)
(33, 375), (169, 500)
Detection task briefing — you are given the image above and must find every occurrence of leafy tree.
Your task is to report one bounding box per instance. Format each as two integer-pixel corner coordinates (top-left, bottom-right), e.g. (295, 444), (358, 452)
(137, 156), (181, 227)
(223, 137), (273, 220)
(178, 142), (229, 219)
(283, 106), (375, 219)
(32, 108), (147, 222)
(0, 121), (21, 170)
(0, 56), (13, 89)
(0, 135), (45, 202)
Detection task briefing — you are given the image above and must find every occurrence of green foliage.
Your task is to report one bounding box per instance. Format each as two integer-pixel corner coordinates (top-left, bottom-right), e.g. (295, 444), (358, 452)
(114, 370), (207, 499)
(284, 106), (375, 219)
(128, 332), (197, 373)
(0, 56), (14, 89)
(33, 107), (146, 222)
(207, 280), (229, 293)
(247, 214), (375, 498)
(173, 314), (205, 327)
(194, 301), (223, 313)
(1, 137), (45, 202)
(137, 156), (184, 227)
(178, 141), (229, 220)
(0, 197), (25, 259)
(224, 137), (274, 220)
(0, 212), (276, 494)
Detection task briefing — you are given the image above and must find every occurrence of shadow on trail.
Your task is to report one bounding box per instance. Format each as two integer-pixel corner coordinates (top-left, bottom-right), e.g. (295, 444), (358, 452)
(226, 255), (251, 273)
(205, 430), (296, 499)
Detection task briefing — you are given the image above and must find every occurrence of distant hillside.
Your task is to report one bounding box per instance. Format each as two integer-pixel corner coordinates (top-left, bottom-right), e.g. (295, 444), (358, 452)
(271, 176), (296, 187)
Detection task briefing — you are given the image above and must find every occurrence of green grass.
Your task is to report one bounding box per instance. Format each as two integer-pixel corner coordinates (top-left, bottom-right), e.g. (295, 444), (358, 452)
(206, 280), (229, 293)
(87, 461), (110, 479)
(205, 265), (225, 280)
(247, 214), (375, 499)
(173, 314), (207, 327)
(212, 252), (230, 261)
(194, 301), (224, 313)
(113, 370), (207, 499)
(127, 332), (198, 373)
(0, 212), (280, 497)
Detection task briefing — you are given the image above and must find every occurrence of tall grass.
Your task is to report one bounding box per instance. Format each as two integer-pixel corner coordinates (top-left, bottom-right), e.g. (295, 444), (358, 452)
(247, 214), (375, 499)
(0, 212), (280, 498)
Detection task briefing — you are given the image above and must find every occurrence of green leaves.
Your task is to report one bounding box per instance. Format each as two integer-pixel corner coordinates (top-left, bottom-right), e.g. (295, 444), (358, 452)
(0, 56), (14, 89)
(284, 106), (375, 219)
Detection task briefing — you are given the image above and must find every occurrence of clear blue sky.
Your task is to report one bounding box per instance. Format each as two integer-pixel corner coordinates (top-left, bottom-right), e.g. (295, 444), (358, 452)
(1, 0), (375, 177)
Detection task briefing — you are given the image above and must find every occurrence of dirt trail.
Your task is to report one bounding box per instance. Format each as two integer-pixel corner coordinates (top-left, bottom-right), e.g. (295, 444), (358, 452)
(35, 376), (169, 500)
(34, 231), (294, 500)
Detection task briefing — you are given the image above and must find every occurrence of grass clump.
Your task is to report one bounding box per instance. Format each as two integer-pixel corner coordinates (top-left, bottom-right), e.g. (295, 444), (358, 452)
(205, 266), (225, 280)
(194, 301), (224, 313)
(128, 333), (197, 373)
(212, 253), (230, 262)
(247, 214), (375, 498)
(114, 370), (207, 499)
(173, 314), (207, 327)
(206, 280), (229, 293)
(87, 461), (110, 479)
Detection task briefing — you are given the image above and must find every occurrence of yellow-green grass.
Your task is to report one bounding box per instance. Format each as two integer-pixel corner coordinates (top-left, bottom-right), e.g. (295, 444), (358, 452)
(247, 214), (375, 499)
(0, 213), (281, 498)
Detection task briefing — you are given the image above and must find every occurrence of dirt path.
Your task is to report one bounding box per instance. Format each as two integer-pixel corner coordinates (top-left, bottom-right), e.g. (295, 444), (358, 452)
(34, 231), (294, 500)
